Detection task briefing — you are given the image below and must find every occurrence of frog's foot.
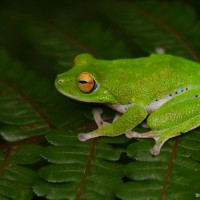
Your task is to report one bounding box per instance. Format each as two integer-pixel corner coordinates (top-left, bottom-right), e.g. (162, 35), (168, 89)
(155, 47), (165, 54)
(78, 109), (121, 141)
(113, 113), (121, 122)
(125, 130), (155, 140)
(141, 123), (149, 128)
(92, 108), (109, 127)
(78, 132), (95, 141)
(125, 130), (170, 156)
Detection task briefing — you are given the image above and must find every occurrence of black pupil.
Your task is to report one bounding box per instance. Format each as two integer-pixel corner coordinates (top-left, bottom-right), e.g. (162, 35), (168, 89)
(79, 80), (88, 84)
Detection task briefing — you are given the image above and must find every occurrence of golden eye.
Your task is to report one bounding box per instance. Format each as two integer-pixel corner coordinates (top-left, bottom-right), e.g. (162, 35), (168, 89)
(77, 73), (96, 93)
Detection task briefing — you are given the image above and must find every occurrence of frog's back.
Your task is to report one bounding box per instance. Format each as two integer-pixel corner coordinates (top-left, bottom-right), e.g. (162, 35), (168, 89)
(118, 54), (200, 84)
(148, 54), (200, 80)
(99, 54), (200, 104)
(113, 54), (200, 81)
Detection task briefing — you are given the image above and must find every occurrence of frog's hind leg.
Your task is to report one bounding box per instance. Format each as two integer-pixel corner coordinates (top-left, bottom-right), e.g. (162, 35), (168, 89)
(126, 129), (178, 156)
(126, 114), (200, 156)
(126, 94), (200, 156)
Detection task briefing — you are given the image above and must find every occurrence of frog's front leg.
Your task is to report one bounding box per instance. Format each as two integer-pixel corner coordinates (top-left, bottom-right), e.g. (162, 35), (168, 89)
(78, 104), (147, 141)
(92, 108), (121, 127)
(92, 108), (108, 127)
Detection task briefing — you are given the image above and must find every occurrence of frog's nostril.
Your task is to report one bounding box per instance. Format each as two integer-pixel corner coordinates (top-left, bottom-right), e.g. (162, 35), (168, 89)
(58, 79), (64, 84)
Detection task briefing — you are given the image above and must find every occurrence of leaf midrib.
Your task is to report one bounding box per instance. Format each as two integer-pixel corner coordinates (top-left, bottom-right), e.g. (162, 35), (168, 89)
(159, 137), (179, 200)
(0, 79), (54, 175)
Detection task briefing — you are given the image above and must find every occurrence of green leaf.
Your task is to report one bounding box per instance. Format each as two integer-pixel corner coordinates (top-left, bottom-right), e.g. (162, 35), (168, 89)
(34, 180), (78, 200)
(0, 166), (38, 200)
(34, 130), (123, 199)
(120, 130), (200, 200)
(0, 50), (50, 199)
(10, 144), (44, 164)
(117, 181), (161, 200)
(0, 126), (47, 142)
(0, 0), (200, 199)
(99, 0), (200, 61)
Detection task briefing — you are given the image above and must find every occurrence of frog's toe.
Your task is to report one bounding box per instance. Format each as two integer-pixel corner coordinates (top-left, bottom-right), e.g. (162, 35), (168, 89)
(150, 145), (161, 156)
(92, 108), (107, 127)
(78, 133), (94, 141)
(141, 123), (149, 128)
(92, 108), (103, 115)
(125, 131), (135, 138)
(125, 131), (153, 138)
(125, 130), (165, 155)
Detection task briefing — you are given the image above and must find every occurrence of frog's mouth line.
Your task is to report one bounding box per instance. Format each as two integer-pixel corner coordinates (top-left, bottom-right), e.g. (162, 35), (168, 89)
(57, 88), (100, 103)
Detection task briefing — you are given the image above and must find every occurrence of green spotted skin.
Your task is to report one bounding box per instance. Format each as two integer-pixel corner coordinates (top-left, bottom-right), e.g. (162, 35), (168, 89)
(55, 53), (200, 155)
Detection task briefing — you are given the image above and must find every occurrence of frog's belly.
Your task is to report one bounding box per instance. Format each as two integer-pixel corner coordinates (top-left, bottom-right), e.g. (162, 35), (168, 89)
(145, 98), (169, 113)
(108, 98), (169, 114)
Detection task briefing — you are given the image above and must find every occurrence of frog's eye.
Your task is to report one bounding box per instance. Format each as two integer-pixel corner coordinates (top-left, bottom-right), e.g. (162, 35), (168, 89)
(77, 72), (97, 93)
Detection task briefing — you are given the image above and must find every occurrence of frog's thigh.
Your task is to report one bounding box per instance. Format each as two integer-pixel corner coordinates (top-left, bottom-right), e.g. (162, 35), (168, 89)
(147, 98), (200, 155)
(127, 97), (200, 156)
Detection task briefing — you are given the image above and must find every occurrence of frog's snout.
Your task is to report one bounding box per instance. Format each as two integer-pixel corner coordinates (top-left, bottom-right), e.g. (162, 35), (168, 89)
(55, 76), (65, 89)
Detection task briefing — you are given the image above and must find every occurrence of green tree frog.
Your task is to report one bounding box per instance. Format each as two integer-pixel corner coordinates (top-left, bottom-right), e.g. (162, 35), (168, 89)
(55, 53), (200, 155)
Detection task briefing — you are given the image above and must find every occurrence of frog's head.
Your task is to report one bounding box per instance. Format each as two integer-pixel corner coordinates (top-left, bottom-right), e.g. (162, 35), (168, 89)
(55, 53), (117, 103)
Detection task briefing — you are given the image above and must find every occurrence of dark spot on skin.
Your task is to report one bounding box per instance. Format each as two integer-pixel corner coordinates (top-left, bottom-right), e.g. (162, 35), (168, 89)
(169, 94), (172, 97)
(175, 91), (178, 94)
(195, 95), (198, 98)
(155, 99), (158, 101)
(186, 88), (188, 90)
(181, 89), (184, 92)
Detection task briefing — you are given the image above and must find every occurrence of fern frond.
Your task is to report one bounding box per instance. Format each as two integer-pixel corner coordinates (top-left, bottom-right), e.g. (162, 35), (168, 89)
(0, 1), (200, 199)
(0, 50), (51, 199)
(34, 130), (124, 199)
(118, 130), (200, 200)
(0, 50), (52, 139)
(0, 166), (38, 200)
(98, 0), (200, 61)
